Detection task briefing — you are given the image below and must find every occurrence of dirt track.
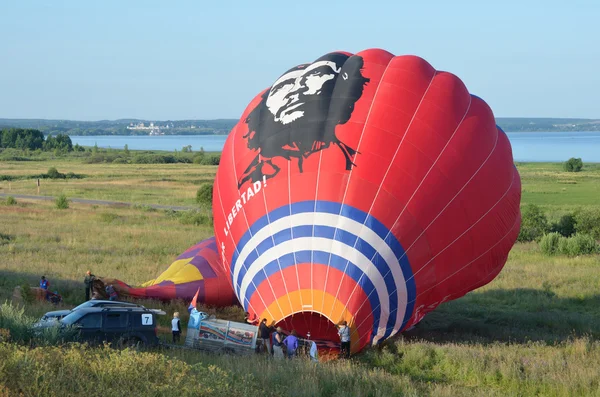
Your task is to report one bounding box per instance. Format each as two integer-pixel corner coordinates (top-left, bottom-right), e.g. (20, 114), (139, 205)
(0, 193), (193, 211)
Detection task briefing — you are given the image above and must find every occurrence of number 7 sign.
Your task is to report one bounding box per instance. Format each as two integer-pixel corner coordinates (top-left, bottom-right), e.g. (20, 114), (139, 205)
(141, 314), (153, 325)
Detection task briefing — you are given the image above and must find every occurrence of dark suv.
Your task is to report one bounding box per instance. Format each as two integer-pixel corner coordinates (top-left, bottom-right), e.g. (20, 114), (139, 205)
(59, 306), (159, 348)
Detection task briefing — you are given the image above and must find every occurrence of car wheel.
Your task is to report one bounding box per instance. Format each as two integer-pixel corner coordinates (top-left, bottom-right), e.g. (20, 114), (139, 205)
(116, 337), (142, 350)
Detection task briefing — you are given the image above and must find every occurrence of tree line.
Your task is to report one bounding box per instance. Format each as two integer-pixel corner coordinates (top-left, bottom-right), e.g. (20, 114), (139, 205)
(0, 128), (75, 152)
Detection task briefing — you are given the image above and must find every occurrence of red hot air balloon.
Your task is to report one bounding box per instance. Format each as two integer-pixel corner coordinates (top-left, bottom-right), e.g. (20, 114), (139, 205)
(213, 49), (521, 353)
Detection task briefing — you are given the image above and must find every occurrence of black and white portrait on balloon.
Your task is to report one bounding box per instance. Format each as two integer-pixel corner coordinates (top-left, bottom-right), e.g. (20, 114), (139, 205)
(238, 52), (370, 188)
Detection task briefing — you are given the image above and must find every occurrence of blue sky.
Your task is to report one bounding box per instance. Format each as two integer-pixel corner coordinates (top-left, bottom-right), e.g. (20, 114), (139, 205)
(1, 0), (598, 120)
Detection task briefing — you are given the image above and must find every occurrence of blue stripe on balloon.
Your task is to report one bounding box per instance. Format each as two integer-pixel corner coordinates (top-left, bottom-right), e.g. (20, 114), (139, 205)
(230, 200), (416, 339)
(238, 224), (399, 336)
(245, 249), (381, 336)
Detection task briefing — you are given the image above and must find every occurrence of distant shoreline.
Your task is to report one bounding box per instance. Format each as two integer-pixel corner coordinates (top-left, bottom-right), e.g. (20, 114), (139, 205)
(2, 117), (599, 135)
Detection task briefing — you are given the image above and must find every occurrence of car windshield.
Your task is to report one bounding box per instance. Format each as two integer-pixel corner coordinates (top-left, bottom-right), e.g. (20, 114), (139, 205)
(71, 301), (97, 311)
(60, 311), (86, 325)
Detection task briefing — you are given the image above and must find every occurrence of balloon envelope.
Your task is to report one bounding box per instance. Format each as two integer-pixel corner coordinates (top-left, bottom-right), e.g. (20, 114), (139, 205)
(99, 237), (237, 307)
(214, 49), (521, 352)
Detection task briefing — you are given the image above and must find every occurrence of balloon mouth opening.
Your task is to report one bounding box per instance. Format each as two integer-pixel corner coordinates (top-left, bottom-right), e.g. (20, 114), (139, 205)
(276, 311), (339, 345)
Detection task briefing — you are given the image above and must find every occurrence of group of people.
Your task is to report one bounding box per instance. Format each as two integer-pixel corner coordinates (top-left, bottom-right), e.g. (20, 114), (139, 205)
(83, 270), (117, 301)
(252, 313), (352, 360)
(256, 318), (304, 360)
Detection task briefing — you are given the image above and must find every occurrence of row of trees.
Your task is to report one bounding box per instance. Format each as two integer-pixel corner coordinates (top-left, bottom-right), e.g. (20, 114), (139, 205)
(0, 128), (73, 152)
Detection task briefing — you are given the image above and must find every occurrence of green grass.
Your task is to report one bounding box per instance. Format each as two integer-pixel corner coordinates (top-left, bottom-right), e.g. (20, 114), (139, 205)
(1, 159), (600, 396)
(516, 162), (600, 210)
(0, 160), (217, 206)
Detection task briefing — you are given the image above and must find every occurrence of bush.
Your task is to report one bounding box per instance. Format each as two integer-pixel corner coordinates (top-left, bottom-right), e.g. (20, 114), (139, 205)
(539, 232), (562, 255)
(562, 234), (599, 256)
(55, 194), (70, 209)
(46, 167), (65, 179)
(539, 232), (599, 257)
(573, 209), (600, 240)
(564, 157), (583, 172)
(196, 183), (213, 206)
(550, 213), (577, 237)
(193, 153), (205, 164)
(112, 157), (128, 164)
(19, 283), (34, 304)
(517, 204), (550, 242)
(0, 233), (12, 245)
(203, 154), (220, 165)
(131, 154), (177, 164)
(4, 196), (17, 206)
(47, 167), (65, 179)
(192, 153), (220, 165)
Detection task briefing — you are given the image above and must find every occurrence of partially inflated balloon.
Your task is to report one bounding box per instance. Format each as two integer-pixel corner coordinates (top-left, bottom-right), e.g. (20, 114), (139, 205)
(101, 238), (237, 307)
(214, 49), (521, 352)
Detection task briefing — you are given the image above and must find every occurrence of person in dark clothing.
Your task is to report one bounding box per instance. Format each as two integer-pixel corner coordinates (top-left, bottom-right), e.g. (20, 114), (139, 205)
(244, 311), (258, 325)
(258, 318), (272, 354)
(84, 270), (95, 301)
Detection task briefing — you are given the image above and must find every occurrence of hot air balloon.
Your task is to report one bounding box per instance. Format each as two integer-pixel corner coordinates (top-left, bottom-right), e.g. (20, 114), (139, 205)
(213, 49), (521, 353)
(96, 237), (237, 307)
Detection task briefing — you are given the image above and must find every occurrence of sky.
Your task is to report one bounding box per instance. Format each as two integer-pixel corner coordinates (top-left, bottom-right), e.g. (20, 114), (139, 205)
(1, 0), (598, 120)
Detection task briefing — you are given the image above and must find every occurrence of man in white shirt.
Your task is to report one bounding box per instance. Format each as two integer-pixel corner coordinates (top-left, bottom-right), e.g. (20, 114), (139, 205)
(337, 320), (351, 359)
(172, 312), (181, 343)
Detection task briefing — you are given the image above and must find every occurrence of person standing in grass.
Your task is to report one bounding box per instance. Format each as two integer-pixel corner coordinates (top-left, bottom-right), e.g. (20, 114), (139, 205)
(84, 270), (95, 301)
(258, 318), (272, 354)
(39, 276), (50, 301)
(172, 312), (181, 343)
(272, 327), (285, 359)
(39, 276), (49, 290)
(337, 320), (351, 359)
(282, 330), (299, 359)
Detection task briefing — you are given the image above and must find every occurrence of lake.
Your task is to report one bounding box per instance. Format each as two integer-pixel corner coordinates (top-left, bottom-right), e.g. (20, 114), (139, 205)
(69, 131), (600, 163)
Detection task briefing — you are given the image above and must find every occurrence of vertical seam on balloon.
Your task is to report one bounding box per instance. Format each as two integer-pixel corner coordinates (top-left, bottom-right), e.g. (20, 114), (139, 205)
(312, 150), (324, 310)
(321, 55), (395, 329)
(226, 123), (278, 320)
(260, 185), (295, 319)
(287, 162), (305, 311)
(411, 205), (520, 302)
(339, 63), (439, 344)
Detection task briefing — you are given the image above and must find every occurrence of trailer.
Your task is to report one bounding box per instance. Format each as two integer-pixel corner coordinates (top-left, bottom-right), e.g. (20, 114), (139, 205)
(184, 310), (259, 355)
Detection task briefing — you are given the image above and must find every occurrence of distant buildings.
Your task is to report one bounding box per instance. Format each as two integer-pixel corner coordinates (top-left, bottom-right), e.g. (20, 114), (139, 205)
(127, 122), (169, 135)
(126, 121), (200, 135)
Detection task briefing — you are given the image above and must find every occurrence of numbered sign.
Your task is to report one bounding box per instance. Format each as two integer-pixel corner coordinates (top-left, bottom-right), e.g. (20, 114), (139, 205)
(141, 314), (153, 325)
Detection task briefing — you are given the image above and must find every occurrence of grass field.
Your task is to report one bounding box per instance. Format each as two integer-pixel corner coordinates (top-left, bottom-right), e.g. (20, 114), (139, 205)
(1, 157), (600, 396)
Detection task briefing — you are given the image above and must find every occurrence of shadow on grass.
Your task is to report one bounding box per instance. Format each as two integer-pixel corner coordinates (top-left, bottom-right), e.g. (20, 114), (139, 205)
(400, 288), (600, 345)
